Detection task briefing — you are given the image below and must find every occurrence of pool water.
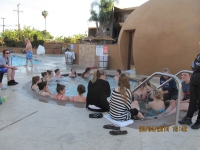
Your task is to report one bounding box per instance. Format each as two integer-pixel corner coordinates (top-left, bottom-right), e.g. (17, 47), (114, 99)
(48, 76), (137, 98)
(0, 55), (41, 66)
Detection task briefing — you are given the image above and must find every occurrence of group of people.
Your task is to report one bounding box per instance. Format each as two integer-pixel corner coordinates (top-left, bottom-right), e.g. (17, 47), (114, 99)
(86, 65), (200, 130)
(31, 67), (93, 102)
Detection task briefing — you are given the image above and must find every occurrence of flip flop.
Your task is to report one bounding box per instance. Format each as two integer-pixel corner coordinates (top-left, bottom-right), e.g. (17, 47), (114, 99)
(89, 113), (103, 118)
(103, 124), (120, 130)
(109, 130), (128, 135)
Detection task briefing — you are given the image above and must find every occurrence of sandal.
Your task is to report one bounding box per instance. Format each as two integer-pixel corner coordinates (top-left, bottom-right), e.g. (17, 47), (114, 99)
(103, 124), (120, 130)
(89, 113), (103, 118)
(109, 129), (128, 135)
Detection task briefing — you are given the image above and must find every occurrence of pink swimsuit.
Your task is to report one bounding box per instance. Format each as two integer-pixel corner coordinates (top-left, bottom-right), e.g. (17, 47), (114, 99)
(56, 94), (64, 100)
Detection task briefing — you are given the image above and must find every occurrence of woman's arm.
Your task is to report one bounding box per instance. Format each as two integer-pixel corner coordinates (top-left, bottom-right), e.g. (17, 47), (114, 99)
(63, 96), (70, 101)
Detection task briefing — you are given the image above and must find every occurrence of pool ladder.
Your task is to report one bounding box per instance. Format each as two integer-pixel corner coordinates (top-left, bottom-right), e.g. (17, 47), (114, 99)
(132, 70), (193, 126)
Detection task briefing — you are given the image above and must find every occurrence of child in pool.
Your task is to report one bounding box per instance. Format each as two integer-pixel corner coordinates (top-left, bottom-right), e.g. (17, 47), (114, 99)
(54, 69), (63, 79)
(71, 84), (86, 102)
(41, 72), (48, 82)
(53, 83), (70, 101)
(147, 89), (165, 116)
(31, 76), (41, 92)
(68, 68), (77, 77)
(47, 70), (54, 82)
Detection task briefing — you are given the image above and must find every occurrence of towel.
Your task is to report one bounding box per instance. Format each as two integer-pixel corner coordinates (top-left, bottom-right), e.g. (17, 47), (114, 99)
(65, 51), (75, 60)
(104, 114), (134, 127)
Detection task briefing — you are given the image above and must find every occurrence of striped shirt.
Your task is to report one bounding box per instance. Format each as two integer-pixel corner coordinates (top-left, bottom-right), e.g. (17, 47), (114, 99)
(109, 88), (132, 121)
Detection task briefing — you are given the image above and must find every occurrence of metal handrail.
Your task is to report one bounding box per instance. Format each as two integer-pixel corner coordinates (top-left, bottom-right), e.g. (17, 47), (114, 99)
(132, 72), (182, 126)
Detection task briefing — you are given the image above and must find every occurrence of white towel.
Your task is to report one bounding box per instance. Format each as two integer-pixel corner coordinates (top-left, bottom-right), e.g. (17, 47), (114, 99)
(65, 52), (75, 60)
(104, 114), (134, 127)
(88, 105), (101, 110)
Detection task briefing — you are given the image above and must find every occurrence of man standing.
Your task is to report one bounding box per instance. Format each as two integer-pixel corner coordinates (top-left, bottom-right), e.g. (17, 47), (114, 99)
(23, 38), (33, 67)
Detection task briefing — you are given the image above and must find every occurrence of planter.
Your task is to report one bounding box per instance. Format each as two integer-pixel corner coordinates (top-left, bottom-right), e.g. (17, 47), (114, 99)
(53, 48), (61, 54)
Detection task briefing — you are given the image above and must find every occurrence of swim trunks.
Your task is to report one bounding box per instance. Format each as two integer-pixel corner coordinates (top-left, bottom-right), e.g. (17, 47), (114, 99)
(0, 68), (8, 74)
(26, 51), (33, 60)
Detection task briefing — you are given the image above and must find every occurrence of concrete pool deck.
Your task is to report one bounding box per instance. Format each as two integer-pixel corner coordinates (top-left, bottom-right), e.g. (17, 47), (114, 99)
(0, 54), (200, 150)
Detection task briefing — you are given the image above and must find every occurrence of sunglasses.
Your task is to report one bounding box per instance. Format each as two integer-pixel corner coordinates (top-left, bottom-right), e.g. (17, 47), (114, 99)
(5, 52), (10, 54)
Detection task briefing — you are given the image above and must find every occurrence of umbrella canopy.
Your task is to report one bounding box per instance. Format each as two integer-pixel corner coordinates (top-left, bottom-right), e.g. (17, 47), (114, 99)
(93, 34), (115, 41)
(83, 36), (95, 41)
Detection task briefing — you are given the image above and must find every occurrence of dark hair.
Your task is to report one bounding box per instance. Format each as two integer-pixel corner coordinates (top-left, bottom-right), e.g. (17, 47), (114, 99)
(81, 67), (91, 78)
(55, 69), (59, 73)
(116, 69), (121, 75)
(41, 72), (47, 77)
(141, 77), (152, 87)
(77, 84), (85, 95)
(32, 76), (40, 86)
(47, 70), (52, 75)
(56, 83), (65, 94)
(3, 49), (9, 56)
(131, 92), (135, 101)
(38, 81), (47, 90)
(71, 68), (77, 75)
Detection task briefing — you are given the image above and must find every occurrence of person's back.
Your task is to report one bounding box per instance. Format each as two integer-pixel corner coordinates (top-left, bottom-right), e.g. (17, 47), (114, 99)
(71, 84), (86, 102)
(86, 69), (111, 111)
(147, 89), (165, 116)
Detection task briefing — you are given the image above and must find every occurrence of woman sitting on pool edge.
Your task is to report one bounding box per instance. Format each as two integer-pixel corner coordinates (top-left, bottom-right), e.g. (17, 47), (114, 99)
(53, 83), (70, 101)
(38, 81), (54, 97)
(0, 49), (18, 86)
(147, 89), (165, 116)
(86, 69), (111, 112)
(31, 76), (41, 92)
(109, 73), (144, 121)
(81, 67), (91, 78)
(68, 68), (77, 77)
(71, 84), (86, 102)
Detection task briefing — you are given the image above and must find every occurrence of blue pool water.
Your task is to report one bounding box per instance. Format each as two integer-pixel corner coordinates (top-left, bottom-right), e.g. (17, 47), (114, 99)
(48, 76), (137, 98)
(1, 55), (41, 66)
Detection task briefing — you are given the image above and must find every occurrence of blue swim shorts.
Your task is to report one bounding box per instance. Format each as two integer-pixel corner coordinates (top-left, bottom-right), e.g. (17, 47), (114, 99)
(26, 51), (33, 60)
(0, 68), (8, 74)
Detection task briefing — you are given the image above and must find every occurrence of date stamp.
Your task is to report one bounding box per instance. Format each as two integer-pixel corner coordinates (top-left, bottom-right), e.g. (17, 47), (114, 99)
(139, 126), (187, 132)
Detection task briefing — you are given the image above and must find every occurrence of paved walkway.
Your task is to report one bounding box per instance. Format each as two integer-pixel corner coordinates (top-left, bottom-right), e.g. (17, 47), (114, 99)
(0, 54), (199, 150)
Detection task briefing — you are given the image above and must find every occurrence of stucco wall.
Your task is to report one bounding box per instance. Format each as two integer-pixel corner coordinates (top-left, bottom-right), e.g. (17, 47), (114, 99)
(118, 0), (200, 75)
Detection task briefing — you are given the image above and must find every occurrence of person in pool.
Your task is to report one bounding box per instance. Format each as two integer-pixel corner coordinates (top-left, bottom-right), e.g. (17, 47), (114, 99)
(38, 81), (54, 97)
(31, 76), (41, 92)
(41, 72), (48, 82)
(114, 69), (121, 80)
(53, 83), (70, 101)
(133, 79), (148, 101)
(71, 84), (86, 102)
(147, 89), (165, 116)
(81, 67), (91, 78)
(54, 69), (63, 79)
(68, 68), (77, 77)
(47, 70), (54, 82)
(0, 49), (18, 86)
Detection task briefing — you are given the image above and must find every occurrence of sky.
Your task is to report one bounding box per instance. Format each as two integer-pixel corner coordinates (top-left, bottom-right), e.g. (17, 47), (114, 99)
(0, 0), (148, 37)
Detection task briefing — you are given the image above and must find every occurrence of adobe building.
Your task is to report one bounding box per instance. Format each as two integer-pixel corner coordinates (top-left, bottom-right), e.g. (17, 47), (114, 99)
(118, 0), (200, 75)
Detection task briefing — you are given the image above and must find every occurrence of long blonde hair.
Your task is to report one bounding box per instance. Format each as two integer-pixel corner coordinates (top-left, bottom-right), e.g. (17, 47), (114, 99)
(118, 73), (130, 104)
(91, 69), (105, 83)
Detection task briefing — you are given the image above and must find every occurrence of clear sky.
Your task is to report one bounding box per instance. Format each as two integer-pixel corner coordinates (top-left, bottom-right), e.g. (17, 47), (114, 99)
(0, 0), (148, 37)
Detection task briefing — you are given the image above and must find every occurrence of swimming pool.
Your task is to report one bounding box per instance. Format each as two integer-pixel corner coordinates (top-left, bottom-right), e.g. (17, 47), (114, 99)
(48, 76), (137, 98)
(0, 55), (41, 66)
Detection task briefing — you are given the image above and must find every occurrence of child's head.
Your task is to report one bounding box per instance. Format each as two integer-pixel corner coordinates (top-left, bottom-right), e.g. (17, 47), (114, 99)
(41, 72), (48, 78)
(77, 84), (85, 95)
(141, 77), (151, 87)
(47, 70), (53, 77)
(54, 69), (60, 74)
(32, 76), (41, 86)
(38, 81), (48, 91)
(116, 69), (121, 76)
(56, 83), (66, 94)
(153, 89), (163, 99)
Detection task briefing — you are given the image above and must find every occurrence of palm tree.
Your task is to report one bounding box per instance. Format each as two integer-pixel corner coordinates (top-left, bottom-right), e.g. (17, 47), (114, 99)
(89, 9), (99, 35)
(91, 0), (119, 35)
(42, 10), (48, 31)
